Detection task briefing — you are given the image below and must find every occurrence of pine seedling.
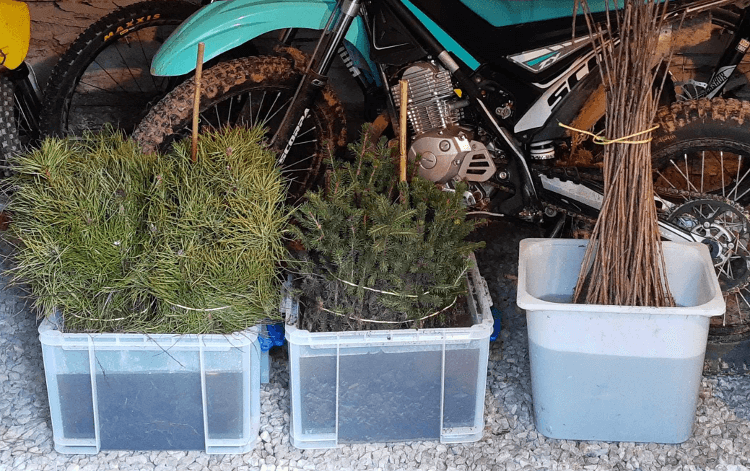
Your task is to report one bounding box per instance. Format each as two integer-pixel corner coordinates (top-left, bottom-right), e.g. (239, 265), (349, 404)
(137, 126), (290, 334)
(6, 128), (154, 332)
(6, 126), (291, 334)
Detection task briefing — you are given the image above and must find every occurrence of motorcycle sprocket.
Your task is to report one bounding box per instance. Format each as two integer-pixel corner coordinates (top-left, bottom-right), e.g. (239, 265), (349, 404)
(664, 195), (750, 294)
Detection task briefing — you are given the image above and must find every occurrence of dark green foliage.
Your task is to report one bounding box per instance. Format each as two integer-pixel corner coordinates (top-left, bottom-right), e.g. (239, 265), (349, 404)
(292, 126), (484, 332)
(6, 127), (288, 334)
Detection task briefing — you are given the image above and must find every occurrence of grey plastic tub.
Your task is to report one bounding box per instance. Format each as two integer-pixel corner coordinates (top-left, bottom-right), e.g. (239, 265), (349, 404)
(517, 239), (725, 443)
(282, 257), (494, 449)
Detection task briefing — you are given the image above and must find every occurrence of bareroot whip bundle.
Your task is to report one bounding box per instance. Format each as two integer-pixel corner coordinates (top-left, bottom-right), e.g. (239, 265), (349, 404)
(572, 0), (675, 307)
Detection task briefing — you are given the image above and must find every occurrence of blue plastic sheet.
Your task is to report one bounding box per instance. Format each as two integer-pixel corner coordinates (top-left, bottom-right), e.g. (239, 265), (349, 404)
(490, 307), (502, 342)
(259, 323), (285, 351)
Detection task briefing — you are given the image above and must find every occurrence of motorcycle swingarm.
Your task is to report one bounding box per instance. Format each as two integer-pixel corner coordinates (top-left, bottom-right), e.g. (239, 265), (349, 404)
(539, 174), (705, 244)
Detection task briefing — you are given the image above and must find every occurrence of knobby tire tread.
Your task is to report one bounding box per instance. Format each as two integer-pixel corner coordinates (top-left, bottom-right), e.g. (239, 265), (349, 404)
(38, 0), (199, 137)
(133, 55), (346, 199)
(652, 98), (750, 158)
(0, 76), (22, 163)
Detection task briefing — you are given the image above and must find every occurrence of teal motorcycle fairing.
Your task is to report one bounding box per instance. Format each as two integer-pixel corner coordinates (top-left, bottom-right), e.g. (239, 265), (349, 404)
(150, 0), (611, 79)
(150, 0), (373, 77)
(458, 0), (611, 28)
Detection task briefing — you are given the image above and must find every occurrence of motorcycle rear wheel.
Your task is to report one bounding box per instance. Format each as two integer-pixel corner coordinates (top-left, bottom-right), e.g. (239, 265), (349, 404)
(672, 8), (750, 101)
(650, 98), (750, 342)
(132, 55), (347, 202)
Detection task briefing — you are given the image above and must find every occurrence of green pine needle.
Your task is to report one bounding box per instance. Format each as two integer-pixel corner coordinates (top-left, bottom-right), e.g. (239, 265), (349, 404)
(5, 126), (289, 334)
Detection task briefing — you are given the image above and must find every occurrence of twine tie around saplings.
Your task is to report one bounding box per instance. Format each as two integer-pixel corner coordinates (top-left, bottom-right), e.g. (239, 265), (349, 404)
(559, 122), (660, 145)
(164, 300), (232, 312)
(66, 306), (150, 323)
(68, 303), (231, 324)
(317, 266), (468, 324)
(317, 296), (458, 325)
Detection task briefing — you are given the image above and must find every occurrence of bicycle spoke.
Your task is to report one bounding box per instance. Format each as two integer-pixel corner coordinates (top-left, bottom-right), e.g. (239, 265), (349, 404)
(281, 154), (316, 170)
(134, 28), (160, 91)
(111, 41), (147, 95)
(262, 94), (289, 126)
(76, 80), (132, 97)
(669, 158), (699, 192)
(655, 170), (678, 189)
(718, 259), (732, 279)
(721, 151), (726, 197)
(729, 155), (746, 200)
(89, 58), (133, 95)
(255, 91), (267, 127)
(227, 96), (234, 126)
(684, 153), (690, 189)
(292, 138), (318, 146)
(294, 126), (317, 141)
(13, 95), (31, 135)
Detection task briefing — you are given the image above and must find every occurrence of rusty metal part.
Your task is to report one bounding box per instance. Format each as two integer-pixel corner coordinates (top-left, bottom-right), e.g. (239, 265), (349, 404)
(367, 112), (391, 145)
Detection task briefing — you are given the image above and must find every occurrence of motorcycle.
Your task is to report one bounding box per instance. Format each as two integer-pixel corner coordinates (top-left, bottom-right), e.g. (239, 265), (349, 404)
(134, 0), (750, 340)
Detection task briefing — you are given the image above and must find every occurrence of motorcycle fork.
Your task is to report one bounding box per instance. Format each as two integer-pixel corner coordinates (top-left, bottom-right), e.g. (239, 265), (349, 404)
(269, 0), (362, 163)
(704, 7), (750, 98)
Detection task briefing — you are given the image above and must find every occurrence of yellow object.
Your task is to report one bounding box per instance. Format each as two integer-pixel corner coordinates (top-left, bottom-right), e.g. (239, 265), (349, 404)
(558, 122), (659, 145)
(0, 0), (31, 70)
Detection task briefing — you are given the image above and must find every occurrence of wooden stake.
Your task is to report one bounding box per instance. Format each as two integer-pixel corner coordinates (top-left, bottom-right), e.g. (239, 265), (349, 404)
(399, 79), (408, 182)
(191, 42), (205, 163)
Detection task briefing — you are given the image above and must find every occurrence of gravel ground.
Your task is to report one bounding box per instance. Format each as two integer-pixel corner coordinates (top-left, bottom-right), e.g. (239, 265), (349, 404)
(2, 220), (750, 471)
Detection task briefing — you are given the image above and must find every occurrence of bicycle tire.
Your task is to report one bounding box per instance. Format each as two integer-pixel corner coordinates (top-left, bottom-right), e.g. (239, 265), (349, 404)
(0, 75), (22, 167)
(39, 0), (200, 138)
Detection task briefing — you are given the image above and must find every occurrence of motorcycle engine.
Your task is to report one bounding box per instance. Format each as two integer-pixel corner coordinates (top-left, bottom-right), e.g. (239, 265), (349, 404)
(391, 62), (496, 184)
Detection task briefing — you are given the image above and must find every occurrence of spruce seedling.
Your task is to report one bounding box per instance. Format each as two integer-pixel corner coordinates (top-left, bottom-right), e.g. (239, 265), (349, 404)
(291, 126), (484, 332)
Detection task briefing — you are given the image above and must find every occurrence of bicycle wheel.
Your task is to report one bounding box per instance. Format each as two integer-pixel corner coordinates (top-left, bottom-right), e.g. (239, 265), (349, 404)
(39, 0), (200, 137)
(133, 56), (347, 202)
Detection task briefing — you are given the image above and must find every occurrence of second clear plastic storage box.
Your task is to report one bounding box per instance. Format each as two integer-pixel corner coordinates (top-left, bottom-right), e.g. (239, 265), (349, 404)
(39, 318), (262, 454)
(283, 260), (494, 449)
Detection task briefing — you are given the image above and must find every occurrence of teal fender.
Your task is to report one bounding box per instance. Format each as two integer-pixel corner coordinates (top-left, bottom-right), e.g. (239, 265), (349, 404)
(151, 0), (373, 78)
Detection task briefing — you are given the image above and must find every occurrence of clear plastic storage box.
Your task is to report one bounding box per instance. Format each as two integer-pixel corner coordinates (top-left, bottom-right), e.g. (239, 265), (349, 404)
(517, 239), (725, 443)
(39, 318), (262, 454)
(283, 259), (494, 449)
